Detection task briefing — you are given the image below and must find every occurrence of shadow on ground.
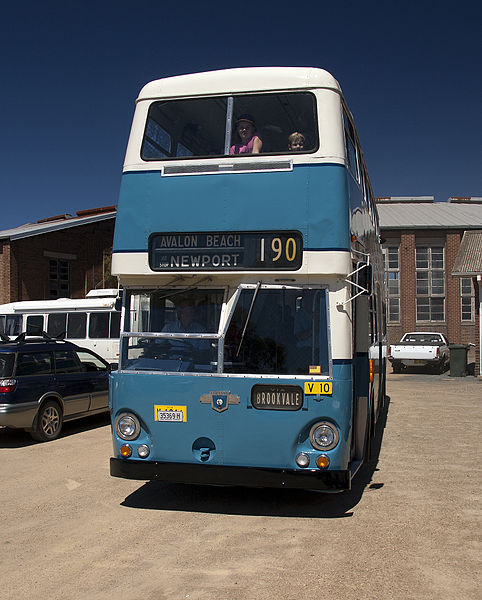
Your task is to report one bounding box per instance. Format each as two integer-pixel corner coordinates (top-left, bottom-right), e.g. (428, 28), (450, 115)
(0, 412), (110, 449)
(121, 398), (390, 519)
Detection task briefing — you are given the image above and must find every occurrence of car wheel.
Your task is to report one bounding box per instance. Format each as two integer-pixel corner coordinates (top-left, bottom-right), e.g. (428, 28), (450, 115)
(31, 401), (63, 442)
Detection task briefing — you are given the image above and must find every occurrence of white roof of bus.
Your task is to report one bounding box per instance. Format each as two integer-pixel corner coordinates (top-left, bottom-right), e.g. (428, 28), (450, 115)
(137, 67), (341, 100)
(0, 297), (117, 313)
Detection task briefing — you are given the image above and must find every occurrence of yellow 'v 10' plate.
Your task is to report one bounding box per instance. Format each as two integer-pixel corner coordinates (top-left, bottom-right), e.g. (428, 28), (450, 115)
(304, 381), (333, 395)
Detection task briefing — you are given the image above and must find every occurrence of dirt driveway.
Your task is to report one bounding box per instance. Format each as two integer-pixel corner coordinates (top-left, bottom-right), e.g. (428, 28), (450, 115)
(1, 373), (480, 600)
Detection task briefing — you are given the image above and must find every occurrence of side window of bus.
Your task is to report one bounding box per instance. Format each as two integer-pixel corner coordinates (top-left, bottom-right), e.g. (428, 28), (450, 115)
(5, 315), (22, 336)
(343, 112), (360, 183)
(0, 315), (5, 334)
(110, 312), (121, 338)
(66, 313), (87, 339)
(89, 312), (110, 338)
(47, 313), (67, 338)
(26, 315), (44, 335)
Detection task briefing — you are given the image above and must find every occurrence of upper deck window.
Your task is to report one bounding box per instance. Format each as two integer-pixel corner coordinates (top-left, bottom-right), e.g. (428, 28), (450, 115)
(141, 92), (318, 160)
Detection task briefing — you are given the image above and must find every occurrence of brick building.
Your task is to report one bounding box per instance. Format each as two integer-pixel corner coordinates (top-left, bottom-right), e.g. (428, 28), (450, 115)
(377, 197), (482, 374)
(0, 206), (116, 304)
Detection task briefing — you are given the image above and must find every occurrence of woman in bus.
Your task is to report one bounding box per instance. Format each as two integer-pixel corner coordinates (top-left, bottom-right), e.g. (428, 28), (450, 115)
(230, 114), (262, 154)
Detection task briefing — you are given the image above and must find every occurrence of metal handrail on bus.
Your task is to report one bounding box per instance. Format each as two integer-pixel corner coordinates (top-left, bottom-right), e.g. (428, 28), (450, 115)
(336, 258), (371, 308)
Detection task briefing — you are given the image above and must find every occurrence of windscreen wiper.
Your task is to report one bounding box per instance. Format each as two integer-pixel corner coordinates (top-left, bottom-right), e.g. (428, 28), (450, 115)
(235, 281), (261, 358)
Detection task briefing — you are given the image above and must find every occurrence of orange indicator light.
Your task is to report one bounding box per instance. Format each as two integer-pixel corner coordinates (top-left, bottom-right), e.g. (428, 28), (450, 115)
(120, 444), (132, 458)
(316, 455), (330, 469)
(369, 359), (374, 383)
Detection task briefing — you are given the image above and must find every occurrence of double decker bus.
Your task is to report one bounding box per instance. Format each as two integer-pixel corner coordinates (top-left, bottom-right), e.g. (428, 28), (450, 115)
(110, 67), (386, 491)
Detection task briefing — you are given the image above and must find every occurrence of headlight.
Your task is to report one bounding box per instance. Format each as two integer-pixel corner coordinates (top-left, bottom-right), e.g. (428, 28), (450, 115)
(115, 414), (141, 441)
(296, 453), (310, 468)
(137, 444), (150, 458)
(309, 422), (339, 451)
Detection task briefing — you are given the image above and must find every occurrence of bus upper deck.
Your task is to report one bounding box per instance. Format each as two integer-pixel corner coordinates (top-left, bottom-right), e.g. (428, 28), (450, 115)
(113, 67), (379, 281)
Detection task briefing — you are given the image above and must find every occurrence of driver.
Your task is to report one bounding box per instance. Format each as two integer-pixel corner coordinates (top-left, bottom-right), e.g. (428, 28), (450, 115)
(161, 300), (209, 355)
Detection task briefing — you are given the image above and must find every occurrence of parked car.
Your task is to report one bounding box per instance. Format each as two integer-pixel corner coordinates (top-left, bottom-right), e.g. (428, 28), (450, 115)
(0, 333), (114, 441)
(388, 332), (449, 373)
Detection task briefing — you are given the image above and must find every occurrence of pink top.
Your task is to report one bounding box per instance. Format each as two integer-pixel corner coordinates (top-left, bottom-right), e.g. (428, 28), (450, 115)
(230, 134), (261, 155)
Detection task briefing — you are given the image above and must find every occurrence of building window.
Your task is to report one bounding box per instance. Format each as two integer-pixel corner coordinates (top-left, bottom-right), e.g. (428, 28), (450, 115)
(461, 278), (474, 321)
(384, 246), (400, 322)
(416, 246), (445, 321)
(49, 259), (70, 299)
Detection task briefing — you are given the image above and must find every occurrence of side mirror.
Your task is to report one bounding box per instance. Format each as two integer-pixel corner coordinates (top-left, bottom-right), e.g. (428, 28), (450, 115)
(356, 262), (372, 295)
(109, 363), (119, 372)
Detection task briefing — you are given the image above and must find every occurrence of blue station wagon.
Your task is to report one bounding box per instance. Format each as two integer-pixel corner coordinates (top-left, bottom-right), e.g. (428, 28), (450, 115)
(0, 334), (113, 441)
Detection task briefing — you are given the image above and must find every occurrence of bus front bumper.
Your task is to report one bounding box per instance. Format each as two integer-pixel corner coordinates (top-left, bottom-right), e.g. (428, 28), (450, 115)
(110, 458), (351, 491)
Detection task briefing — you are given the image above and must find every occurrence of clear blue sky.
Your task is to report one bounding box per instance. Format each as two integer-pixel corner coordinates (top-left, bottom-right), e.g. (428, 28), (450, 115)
(1, 0), (481, 230)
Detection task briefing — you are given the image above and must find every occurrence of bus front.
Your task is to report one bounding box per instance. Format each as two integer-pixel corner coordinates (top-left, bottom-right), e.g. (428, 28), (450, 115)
(110, 67), (370, 491)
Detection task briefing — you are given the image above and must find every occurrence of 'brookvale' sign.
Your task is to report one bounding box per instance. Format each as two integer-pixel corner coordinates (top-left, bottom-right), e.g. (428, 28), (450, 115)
(148, 231), (302, 271)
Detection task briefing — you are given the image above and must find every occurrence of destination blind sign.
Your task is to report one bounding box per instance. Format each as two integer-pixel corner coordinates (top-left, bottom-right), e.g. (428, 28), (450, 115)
(149, 231), (303, 271)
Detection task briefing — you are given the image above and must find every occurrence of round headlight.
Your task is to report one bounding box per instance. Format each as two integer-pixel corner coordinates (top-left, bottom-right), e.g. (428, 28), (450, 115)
(309, 422), (339, 451)
(115, 414), (141, 441)
(137, 444), (150, 458)
(296, 452), (310, 468)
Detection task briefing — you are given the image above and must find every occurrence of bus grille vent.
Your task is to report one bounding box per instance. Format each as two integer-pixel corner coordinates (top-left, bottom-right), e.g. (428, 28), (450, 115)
(162, 161), (293, 176)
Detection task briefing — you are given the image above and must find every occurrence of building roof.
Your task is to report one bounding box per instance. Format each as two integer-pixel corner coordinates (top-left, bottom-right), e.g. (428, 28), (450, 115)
(377, 201), (482, 230)
(0, 206), (116, 241)
(452, 230), (482, 276)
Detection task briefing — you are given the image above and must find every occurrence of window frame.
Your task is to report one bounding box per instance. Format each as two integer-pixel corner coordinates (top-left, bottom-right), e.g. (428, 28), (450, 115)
(49, 259), (70, 299)
(120, 284), (332, 378)
(384, 245), (400, 323)
(460, 277), (475, 322)
(141, 91), (320, 161)
(415, 245), (445, 322)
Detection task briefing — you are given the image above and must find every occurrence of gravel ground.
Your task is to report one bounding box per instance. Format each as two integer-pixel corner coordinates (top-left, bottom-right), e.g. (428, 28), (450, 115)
(1, 372), (480, 600)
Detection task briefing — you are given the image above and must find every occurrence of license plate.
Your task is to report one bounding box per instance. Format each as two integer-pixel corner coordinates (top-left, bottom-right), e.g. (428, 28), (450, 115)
(304, 381), (333, 395)
(405, 360), (426, 366)
(154, 405), (187, 422)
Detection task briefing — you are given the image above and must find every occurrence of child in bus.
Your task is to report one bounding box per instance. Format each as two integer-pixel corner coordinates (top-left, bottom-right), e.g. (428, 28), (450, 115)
(288, 132), (305, 151)
(230, 115), (263, 155)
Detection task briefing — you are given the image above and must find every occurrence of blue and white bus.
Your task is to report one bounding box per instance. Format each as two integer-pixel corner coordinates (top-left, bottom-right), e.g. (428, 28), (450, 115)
(0, 289), (121, 363)
(110, 67), (386, 491)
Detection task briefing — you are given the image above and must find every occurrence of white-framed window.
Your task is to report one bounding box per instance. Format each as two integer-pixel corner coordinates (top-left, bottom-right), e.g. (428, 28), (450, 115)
(384, 246), (400, 322)
(416, 246), (445, 321)
(461, 278), (474, 321)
